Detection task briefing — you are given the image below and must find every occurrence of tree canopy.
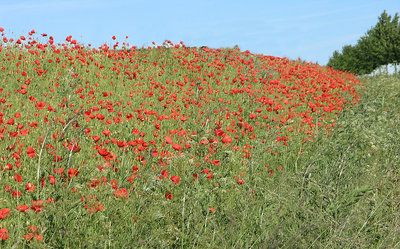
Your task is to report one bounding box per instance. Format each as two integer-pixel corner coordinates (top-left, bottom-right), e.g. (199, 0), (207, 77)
(327, 10), (400, 75)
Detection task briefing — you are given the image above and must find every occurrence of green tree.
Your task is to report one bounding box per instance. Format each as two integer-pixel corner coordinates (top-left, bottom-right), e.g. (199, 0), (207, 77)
(356, 36), (378, 74)
(367, 10), (392, 73)
(327, 50), (342, 70)
(388, 12), (400, 73)
(327, 10), (400, 75)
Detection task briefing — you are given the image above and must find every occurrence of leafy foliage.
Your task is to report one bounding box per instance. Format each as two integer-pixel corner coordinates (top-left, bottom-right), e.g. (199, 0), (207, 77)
(328, 10), (400, 75)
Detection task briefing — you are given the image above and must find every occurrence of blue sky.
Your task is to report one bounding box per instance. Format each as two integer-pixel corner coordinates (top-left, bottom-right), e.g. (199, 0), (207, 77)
(0, 0), (399, 65)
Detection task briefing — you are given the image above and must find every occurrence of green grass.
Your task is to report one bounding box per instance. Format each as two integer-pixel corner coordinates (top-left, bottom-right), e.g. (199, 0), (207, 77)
(247, 74), (400, 248)
(4, 75), (397, 249)
(0, 37), (398, 247)
(102, 74), (399, 248)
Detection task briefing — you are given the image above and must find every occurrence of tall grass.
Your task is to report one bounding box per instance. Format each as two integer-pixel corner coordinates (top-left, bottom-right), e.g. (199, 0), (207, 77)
(0, 33), (398, 247)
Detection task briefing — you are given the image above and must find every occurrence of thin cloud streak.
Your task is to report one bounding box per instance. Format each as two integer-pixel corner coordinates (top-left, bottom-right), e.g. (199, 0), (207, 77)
(0, 1), (92, 14)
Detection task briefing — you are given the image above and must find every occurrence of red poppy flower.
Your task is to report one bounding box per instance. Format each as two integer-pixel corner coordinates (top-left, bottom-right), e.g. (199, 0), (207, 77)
(12, 190), (21, 198)
(63, 141), (81, 152)
(172, 143), (182, 151)
(214, 129), (225, 136)
(55, 168), (64, 175)
(31, 200), (43, 212)
(53, 155), (63, 162)
(165, 136), (173, 144)
(221, 135), (232, 144)
(114, 188), (129, 199)
(3, 186), (12, 193)
(46, 197), (56, 204)
(93, 135), (101, 142)
(24, 233), (34, 241)
(27, 146), (36, 157)
(12, 152), (20, 160)
(165, 192), (173, 200)
(102, 129), (111, 136)
(98, 148), (110, 157)
(200, 139), (209, 145)
(49, 175), (56, 185)
(117, 140), (127, 148)
(68, 168), (79, 178)
(96, 113), (105, 120)
(14, 173), (22, 182)
(20, 129), (30, 136)
(170, 175), (180, 184)
(237, 179), (244, 185)
(0, 227), (9, 241)
(209, 207), (215, 212)
(16, 205), (30, 213)
(0, 208), (10, 220)
(7, 118), (14, 125)
(0, 27), (4, 32)
(160, 169), (169, 179)
(35, 101), (46, 110)
(25, 183), (35, 192)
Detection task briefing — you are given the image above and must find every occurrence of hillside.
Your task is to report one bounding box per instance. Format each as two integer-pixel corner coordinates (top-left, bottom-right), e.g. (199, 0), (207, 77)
(1, 31), (397, 248)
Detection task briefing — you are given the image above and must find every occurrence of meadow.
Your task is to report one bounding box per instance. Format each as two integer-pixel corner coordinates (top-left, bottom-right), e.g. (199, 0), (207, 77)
(0, 29), (399, 248)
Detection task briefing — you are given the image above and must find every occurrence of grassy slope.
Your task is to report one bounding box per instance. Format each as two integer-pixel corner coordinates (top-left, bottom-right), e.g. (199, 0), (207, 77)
(259, 75), (400, 248)
(42, 76), (398, 248)
(0, 42), (398, 247)
(132, 74), (399, 248)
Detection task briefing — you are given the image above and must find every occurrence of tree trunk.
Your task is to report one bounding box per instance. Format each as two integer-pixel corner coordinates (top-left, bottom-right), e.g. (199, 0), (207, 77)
(386, 64), (389, 76)
(395, 63), (398, 74)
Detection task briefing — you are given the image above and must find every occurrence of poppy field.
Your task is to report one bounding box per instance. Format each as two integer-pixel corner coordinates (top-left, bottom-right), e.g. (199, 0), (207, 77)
(2, 28), (399, 248)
